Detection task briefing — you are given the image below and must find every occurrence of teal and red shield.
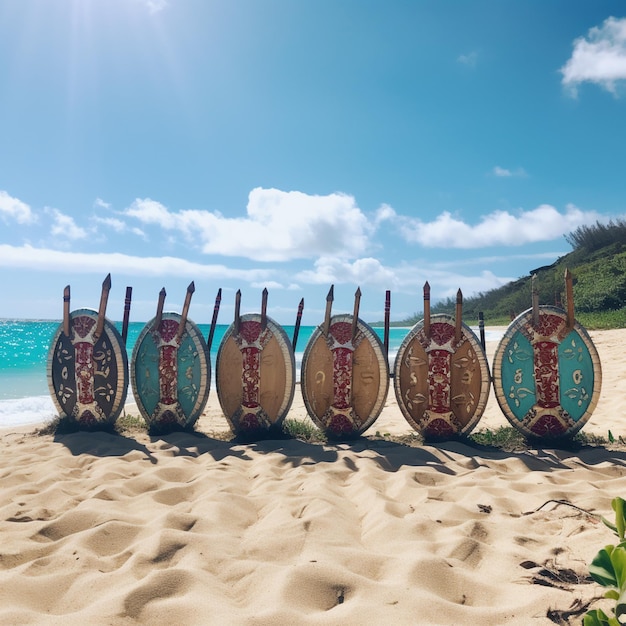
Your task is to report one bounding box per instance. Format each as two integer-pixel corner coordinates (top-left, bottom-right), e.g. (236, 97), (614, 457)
(492, 306), (602, 439)
(131, 312), (210, 429)
(47, 308), (128, 427)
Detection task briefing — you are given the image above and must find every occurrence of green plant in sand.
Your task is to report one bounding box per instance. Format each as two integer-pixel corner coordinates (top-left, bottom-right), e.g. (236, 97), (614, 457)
(584, 497), (626, 625)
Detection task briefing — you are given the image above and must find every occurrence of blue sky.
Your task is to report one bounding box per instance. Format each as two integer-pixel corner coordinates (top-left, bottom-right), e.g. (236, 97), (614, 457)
(1, 0), (626, 326)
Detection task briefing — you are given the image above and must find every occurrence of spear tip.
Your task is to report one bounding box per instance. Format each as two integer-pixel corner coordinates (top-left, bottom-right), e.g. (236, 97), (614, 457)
(187, 281), (195, 293)
(326, 285), (334, 301)
(424, 281), (430, 295)
(160, 287), (166, 297)
(63, 285), (70, 296)
(355, 286), (361, 297)
(103, 273), (112, 290)
(457, 288), (463, 302)
(262, 287), (268, 296)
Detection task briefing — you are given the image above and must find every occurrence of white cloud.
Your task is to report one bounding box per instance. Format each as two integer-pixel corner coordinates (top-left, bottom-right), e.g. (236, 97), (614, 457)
(0, 190), (36, 224)
(136, 0), (168, 14)
(126, 188), (375, 262)
(93, 216), (126, 232)
(399, 204), (600, 248)
(561, 17), (626, 95)
(297, 257), (399, 289)
(46, 208), (88, 241)
(94, 198), (111, 210)
(492, 166), (527, 178)
(458, 51), (478, 67)
(0, 244), (272, 282)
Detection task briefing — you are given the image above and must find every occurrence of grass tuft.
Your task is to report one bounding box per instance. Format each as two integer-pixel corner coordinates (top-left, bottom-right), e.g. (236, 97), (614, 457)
(282, 418), (327, 443)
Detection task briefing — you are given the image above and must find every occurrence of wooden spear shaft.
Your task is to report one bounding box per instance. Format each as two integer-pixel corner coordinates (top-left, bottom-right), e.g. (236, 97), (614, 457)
(423, 281), (431, 338)
(455, 289), (463, 344)
(322, 285), (334, 337)
(234, 290), (241, 336)
(206, 288), (222, 352)
(478, 311), (486, 352)
(532, 274), (539, 329)
(565, 268), (574, 330)
(94, 273), (111, 341)
(176, 281), (195, 343)
(351, 287), (361, 342)
(292, 298), (304, 351)
(154, 288), (166, 332)
(384, 290), (391, 358)
(121, 286), (132, 345)
(261, 288), (268, 332)
(63, 285), (71, 337)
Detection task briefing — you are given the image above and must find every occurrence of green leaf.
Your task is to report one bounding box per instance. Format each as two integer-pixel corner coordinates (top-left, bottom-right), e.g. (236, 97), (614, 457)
(590, 546), (620, 588)
(583, 608), (616, 626)
(612, 498), (626, 541)
(609, 430), (615, 443)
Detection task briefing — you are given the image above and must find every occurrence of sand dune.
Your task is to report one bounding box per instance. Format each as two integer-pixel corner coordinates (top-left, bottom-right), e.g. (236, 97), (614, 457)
(1, 329), (626, 624)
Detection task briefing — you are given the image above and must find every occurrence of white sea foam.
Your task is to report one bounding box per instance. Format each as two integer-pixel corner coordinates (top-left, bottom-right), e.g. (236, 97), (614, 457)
(0, 395), (57, 428)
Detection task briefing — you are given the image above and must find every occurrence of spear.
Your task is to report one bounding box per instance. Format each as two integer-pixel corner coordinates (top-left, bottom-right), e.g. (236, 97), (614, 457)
(234, 289), (241, 336)
(532, 274), (539, 329)
(423, 281), (431, 338)
(292, 298), (304, 350)
(63, 285), (71, 337)
(121, 286), (132, 345)
(351, 287), (361, 342)
(261, 287), (268, 332)
(176, 281), (195, 343)
(322, 285), (334, 337)
(565, 268), (575, 330)
(478, 311), (486, 352)
(206, 288), (222, 352)
(154, 287), (166, 332)
(384, 290), (391, 357)
(455, 288), (463, 344)
(94, 273), (111, 341)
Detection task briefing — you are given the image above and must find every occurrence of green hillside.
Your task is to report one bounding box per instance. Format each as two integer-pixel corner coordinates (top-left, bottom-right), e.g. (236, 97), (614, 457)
(397, 220), (626, 330)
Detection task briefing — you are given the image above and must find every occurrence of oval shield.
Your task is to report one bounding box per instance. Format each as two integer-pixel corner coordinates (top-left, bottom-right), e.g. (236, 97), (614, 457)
(47, 308), (129, 427)
(301, 315), (389, 438)
(492, 306), (602, 439)
(131, 312), (210, 429)
(393, 314), (490, 439)
(216, 314), (295, 435)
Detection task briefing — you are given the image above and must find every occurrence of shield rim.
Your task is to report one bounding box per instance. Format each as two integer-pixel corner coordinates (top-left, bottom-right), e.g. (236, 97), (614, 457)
(392, 313), (491, 437)
(46, 307), (129, 424)
(492, 305), (602, 438)
(215, 313), (296, 433)
(300, 314), (390, 436)
(130, 311), (211, 428)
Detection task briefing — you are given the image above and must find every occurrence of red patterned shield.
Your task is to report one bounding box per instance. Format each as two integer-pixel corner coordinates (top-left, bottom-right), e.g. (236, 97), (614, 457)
(301, 314), (389, 438)
(47, 308), (129, 427)
(216, 314), (295, 435)
(393, 314), (490, 439)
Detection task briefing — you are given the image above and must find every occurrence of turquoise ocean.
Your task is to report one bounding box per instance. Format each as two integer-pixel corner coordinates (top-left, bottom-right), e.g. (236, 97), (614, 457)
(0, 319), (502, 429)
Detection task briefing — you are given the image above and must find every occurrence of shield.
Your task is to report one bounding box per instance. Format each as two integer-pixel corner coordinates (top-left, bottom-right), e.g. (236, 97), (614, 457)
(131, 312), (210, 429)
(393, 314), (490, 439)
(492, 306), (602, 439)
(301, 315), (389, 438)
(216, 314), (295, 435)
(47, 308), (128, 427)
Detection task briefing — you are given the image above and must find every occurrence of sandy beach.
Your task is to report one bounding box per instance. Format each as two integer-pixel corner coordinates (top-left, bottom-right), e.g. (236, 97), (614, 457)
(1, 328), (626, 624)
